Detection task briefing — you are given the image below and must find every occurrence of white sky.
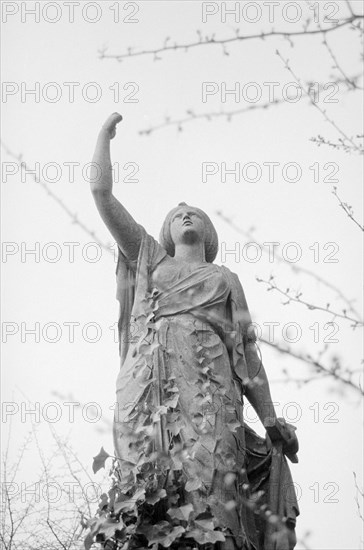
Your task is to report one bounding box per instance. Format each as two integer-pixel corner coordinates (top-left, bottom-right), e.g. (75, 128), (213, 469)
(1, 1), (364, 549)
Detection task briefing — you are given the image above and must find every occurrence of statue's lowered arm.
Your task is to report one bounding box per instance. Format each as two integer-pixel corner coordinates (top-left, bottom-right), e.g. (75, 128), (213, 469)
(228, 270), (299, 462)
(244, 340), (299, 463)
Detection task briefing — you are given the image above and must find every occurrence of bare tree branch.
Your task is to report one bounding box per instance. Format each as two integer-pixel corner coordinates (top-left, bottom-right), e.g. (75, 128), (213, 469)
(99, 15), (364, 63)
(276, 50), (363, 154)
(1, 142), (114, 256)
(257, 276), (363, 327)
(262, 338), (364, 396)
(1, 424), (94, 549)
(216, 211), (363, 321)
(139, 74), (362, 135)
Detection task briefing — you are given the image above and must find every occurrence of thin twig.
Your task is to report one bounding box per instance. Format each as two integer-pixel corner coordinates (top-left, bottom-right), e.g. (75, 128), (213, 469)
(353, 471), (364, 522)
(345, 0), (355, 17)
(322, 35), (359, 89)
(310, 134), (364, 153)
(46, 520), (68, 550)
(140, 99), (285, 135)
(332, 186), (364, 232)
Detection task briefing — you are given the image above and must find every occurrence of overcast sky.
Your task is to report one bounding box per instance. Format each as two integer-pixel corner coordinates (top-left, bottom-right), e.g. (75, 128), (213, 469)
(2, 2), (364, 549)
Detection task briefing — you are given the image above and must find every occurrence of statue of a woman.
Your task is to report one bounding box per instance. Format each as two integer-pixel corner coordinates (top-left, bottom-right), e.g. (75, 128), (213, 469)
(90, 113), (299, 550)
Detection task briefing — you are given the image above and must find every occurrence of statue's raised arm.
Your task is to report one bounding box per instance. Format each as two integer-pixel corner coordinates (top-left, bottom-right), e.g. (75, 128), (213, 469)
(90, 113), (142, 261)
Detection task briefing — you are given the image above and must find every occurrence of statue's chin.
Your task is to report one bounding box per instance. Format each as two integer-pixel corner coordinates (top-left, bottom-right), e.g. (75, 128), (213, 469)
(181, 228), (201, 245)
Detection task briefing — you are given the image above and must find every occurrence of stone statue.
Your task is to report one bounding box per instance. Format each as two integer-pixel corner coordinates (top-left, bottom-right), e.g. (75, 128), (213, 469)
(90, 113), (299, 550)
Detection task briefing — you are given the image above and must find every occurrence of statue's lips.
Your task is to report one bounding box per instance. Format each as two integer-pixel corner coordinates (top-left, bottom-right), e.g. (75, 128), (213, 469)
(182, 221), (192, 226)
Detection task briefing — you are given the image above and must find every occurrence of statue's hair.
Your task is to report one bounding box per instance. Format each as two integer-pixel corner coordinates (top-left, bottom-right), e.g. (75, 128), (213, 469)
(159, 202), (218, 263)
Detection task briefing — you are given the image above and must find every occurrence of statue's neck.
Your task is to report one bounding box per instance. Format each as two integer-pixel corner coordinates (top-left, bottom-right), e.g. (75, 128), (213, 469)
(173, 242), (205, 264)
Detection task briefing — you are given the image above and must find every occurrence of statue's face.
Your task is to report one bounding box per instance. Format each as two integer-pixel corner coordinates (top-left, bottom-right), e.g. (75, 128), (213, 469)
(169, 206), (205, 247)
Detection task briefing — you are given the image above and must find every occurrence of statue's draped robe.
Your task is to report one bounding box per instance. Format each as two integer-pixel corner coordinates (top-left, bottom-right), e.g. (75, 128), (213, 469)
(113, 228), (299, 550)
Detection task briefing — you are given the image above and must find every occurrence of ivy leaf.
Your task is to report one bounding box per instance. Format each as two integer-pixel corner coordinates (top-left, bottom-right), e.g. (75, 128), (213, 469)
(164, 393), (179, 409)
(83, 515), (107, 548)
(153, 319), (164, 331)
(114, 498), (136, 514)
(97, 492), (109, 512)
(83, 531), (95, 549)
(146, 312), (155, 324)
(99, 517), (125, 539)
(156, 451), (173, 470)
(138, 339), (160, 357)
(146, 488), (167, 505)
(114, 487), (146, 513)
(186, 528), (225, 544)
(117, 458), (138, 476)
(195, 518), (214, 531)
(152, 405), (168, 421)
(227, 420), (242, 432)
(167, 504), (194, 521)
(185, 478), (202, 492)
(166, 411), (180, 422)
(192, 413), (204, 427)
(148, 524), (185, 547)
(196, 379), (210, 392)
(80, 513), (88, 529)
(166, 414), (185, 436)
(92, 447), (110, 474)
(135, 423), (155, 436)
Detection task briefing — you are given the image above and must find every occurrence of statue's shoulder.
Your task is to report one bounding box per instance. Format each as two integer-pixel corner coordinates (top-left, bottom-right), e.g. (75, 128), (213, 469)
(215, 264), (249, 310)
(215, 263), (241, 283)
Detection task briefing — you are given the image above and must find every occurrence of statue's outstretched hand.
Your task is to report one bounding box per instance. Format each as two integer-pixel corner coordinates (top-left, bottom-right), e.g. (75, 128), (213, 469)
(281, 421), (299, 460)
(102, 112), (123, 139)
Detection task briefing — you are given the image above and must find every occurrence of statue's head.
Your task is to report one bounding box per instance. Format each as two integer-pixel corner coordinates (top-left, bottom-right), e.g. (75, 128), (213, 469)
(159, 202), (218, 263)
